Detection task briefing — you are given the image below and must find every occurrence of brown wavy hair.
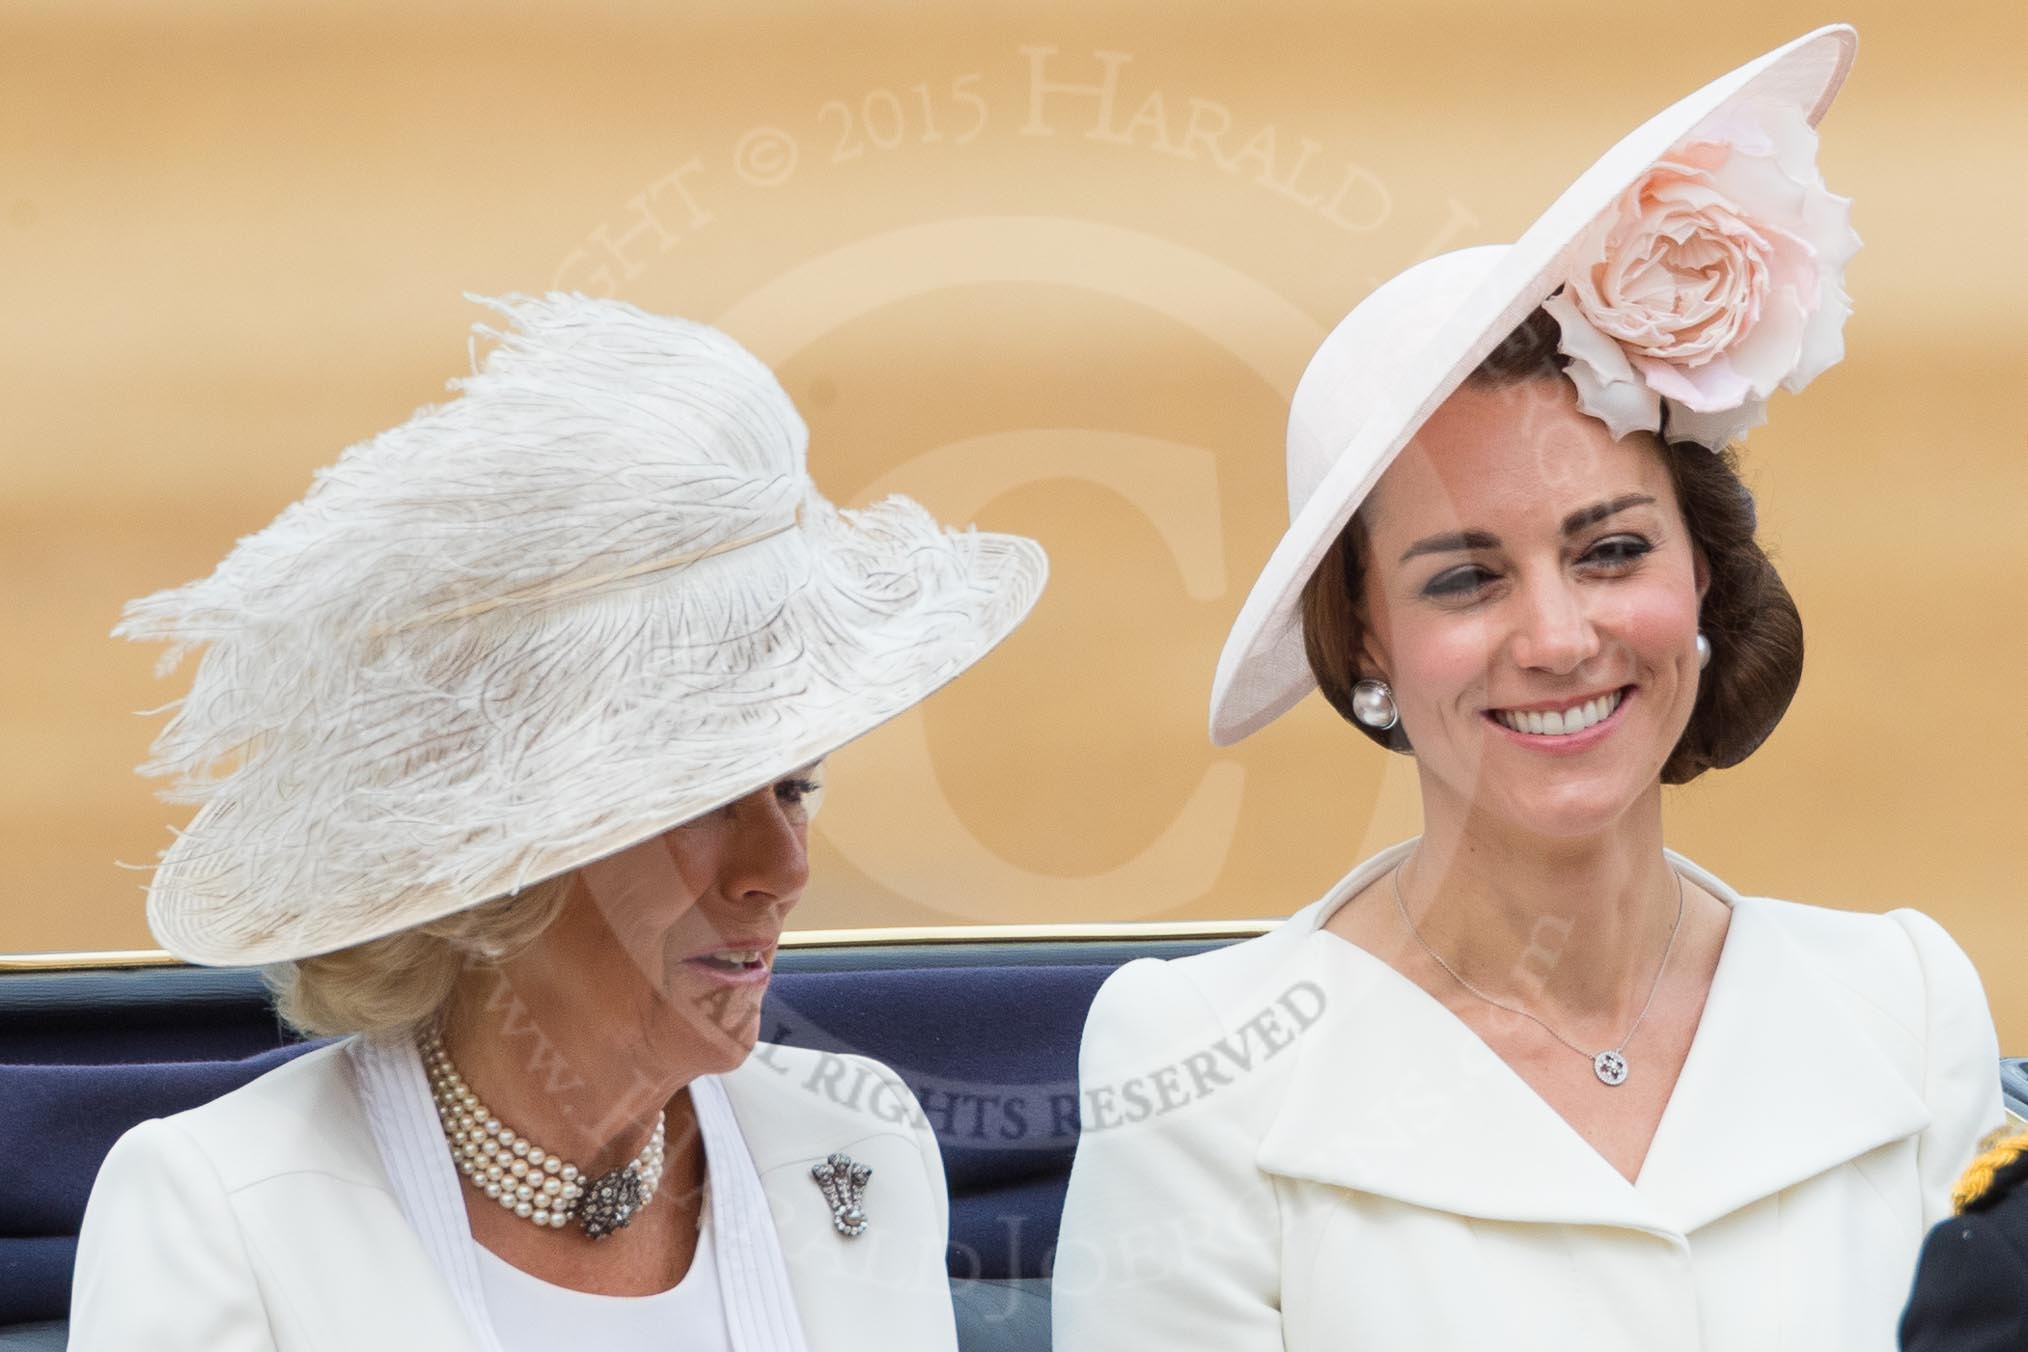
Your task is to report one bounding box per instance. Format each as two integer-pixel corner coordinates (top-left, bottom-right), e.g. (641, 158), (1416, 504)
(1298, 306), (1804, 784)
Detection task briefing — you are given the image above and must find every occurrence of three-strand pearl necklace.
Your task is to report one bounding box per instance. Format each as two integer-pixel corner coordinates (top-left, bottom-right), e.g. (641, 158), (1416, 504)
(421, 1030), (666, 1238)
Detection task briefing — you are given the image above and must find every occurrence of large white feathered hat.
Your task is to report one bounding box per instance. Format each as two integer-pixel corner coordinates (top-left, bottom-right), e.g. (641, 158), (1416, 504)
(1210, 25), (1858, 745)
(119, 294), (1048, 965)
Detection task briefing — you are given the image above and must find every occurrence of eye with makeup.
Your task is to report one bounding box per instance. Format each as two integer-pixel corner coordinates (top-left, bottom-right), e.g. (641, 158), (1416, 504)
(773, 767), (825, 812)
(1577, 533), (1655, 572)
(774, 777), (821, 806)
(1418, 534), (1656, 602)
(1421, 564), (1497, 601)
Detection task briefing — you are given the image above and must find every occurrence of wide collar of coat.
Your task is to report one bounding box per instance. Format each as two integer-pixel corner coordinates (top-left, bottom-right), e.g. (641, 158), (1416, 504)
(1253, 840), (1933, 1238)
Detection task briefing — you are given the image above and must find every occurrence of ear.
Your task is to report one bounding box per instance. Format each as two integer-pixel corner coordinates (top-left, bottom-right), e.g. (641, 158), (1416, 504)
(1356, 629), (1392, 685)
(1692, 541), (1712, 608)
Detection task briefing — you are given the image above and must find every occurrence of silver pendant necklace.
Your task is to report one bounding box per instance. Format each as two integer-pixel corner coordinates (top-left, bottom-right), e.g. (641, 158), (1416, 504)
(1389, 858), (1685, 1087)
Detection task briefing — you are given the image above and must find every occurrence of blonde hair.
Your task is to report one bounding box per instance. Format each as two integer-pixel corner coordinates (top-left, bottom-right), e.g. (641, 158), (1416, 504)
(265, 872), (576, 1040)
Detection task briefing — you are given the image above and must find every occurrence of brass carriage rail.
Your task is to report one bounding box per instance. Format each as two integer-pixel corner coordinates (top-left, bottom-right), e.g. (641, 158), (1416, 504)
(0, 920), (1281, 972)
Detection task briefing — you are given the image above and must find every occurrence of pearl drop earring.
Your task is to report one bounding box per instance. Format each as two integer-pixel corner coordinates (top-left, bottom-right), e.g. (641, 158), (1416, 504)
(1352, 678), (1399, 730)
(1695, 632), (1712, 670)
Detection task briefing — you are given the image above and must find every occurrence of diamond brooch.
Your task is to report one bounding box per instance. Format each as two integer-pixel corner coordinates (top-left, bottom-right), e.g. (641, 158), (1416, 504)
(810, 1151), (872, 1238)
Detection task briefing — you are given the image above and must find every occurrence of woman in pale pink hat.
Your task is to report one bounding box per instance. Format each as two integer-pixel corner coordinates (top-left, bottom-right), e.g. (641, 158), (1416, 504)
(70, 295), (1047, 1352)
(1056, 26), (2000, 1351)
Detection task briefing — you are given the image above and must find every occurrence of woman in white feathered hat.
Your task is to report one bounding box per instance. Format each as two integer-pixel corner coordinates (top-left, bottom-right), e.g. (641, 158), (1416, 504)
(1056, 26), (2001, 1352)
(70, 294), (1046, 1352)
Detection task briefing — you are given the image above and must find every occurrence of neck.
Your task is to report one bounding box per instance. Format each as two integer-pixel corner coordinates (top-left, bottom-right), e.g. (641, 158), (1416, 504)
(1399, 789), (1681, 1023)
(433, 967), (693, 1177)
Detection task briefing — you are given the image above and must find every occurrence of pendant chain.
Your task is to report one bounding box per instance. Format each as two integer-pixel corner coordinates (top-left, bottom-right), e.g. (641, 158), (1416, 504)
(1389, 855), (1685, 1086)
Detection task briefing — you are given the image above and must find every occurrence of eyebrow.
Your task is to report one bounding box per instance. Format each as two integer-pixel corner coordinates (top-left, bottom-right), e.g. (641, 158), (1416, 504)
(1561, 493), (1656, 535)
(1397, 493), (1656, 563)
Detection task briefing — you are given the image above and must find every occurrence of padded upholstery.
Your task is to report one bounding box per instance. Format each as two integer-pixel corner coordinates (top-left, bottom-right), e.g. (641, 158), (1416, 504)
(2000, 1056), (2028, 1120)
(948, 1279), (1053, 1352)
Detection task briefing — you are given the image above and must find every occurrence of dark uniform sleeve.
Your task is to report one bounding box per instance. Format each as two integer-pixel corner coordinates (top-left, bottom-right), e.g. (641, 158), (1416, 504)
(1901, 1207), (2028, 1351)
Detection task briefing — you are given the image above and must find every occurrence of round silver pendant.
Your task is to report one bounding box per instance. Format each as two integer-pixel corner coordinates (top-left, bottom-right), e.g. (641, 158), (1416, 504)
(1593, 1050), (1628, 1086)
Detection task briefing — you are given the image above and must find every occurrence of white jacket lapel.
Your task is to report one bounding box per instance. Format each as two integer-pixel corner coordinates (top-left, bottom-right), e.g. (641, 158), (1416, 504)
(1632, 895), (1930, 1232)
(691, 1073), (812, 1352)
(348, 1036), (499, 1352)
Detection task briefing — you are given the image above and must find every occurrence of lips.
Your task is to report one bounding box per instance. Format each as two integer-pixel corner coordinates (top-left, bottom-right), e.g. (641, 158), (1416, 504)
(677, 932), (780, 985)
(1489, 687), (1627, 737)
(691, 948), (768, 973)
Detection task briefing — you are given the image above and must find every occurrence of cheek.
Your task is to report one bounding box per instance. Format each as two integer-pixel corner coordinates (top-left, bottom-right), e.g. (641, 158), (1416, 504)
(1388, 612), (1503, 708)
(1599, 570), (1701, 660)
(572, 834), (716, 960)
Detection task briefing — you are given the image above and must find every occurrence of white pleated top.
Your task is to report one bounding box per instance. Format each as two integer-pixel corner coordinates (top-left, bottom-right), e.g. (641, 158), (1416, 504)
(348, 1036), (810, 1352)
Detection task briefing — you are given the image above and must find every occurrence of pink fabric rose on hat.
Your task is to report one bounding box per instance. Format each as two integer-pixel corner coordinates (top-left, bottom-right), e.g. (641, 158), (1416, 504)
(1544, 99), (1860, 449)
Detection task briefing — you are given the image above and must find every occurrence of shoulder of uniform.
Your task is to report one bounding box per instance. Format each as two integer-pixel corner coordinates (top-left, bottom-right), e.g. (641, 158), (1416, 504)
(1954, 1127), (2028, 1214)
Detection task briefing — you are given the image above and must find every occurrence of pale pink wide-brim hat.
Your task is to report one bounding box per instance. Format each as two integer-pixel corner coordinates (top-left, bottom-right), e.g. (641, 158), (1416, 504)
(119, 294), (1048, 965)
(1209, 24), (1856, 746)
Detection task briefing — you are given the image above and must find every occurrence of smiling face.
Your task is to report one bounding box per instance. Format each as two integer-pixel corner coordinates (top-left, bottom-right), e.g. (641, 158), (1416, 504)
(1354, 377), (1708, 842)
(495, 764), (823, 1085)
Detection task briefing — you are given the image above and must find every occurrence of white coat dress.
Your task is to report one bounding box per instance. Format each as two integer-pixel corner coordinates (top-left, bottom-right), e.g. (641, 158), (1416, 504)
(1052, 841), (2003, 1352)
(69, 1036), (958, 1352)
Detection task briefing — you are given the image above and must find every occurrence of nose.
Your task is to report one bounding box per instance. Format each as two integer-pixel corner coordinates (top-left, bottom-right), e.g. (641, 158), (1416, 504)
(717, 786), (811, 910)
(1507, 572), (1600, 674)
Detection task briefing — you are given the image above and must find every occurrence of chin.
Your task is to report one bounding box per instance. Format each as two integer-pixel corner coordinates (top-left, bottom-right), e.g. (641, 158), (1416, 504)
(632, 1011), (759, 1082)
(1484, 772), (1655, 843)
(1512, 807), (1631, 844)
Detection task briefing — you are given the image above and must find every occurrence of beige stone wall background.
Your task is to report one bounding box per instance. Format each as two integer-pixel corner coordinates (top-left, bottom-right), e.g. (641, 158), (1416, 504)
(5, 4), (2025, 1038)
